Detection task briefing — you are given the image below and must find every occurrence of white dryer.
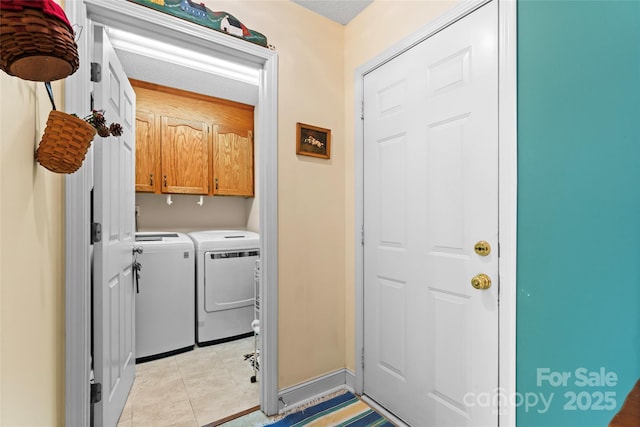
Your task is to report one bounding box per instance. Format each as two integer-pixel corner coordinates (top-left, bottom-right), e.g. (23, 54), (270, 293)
(188, 230), (260, 345)
(135, 232), (195, 361)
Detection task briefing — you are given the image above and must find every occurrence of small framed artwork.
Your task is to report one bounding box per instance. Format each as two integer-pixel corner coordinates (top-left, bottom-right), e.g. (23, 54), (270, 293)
(296, 122), (331, 159)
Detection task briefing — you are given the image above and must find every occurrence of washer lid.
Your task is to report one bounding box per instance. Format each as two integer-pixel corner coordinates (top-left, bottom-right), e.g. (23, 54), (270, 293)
(135, 232), (194, 249)
(135, 233), (180, 242)
(188, 230), (260, 250)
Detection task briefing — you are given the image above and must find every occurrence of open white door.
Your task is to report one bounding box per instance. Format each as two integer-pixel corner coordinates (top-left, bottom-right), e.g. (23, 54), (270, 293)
(363, 2), (498, 426)
(92, 26), (137, 427)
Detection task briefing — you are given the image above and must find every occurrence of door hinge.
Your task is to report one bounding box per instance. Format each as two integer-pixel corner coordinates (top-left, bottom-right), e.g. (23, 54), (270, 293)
(91, 222), (102, 244)
(361, 100), (364, 120)
(90, 381), (102, 404)
(90, 62), (102, 83)
(361, 349), (365, 369)
(361, 225), (365, 246)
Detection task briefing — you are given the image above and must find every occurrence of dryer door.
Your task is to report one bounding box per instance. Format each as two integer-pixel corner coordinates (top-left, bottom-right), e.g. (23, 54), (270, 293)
(204, 250), (259, 312)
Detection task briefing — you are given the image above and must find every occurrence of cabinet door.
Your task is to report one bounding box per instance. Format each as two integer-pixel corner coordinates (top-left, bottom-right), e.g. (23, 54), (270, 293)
(160, 116), (209, 195)
(135, 111), (158, 193)
(212, 125), (254, 197)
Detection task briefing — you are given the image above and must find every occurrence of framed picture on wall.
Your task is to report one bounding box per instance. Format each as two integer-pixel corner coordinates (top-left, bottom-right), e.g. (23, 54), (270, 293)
(296, 122), (331, 159)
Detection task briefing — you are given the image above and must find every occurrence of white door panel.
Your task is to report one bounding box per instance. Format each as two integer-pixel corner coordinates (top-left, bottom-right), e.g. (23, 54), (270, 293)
(93, 26), (136, 427)
(363, 2), (498, 426)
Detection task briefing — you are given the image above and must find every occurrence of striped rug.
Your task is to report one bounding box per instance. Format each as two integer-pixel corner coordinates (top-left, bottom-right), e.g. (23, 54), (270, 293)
(267, 392), (394, 427)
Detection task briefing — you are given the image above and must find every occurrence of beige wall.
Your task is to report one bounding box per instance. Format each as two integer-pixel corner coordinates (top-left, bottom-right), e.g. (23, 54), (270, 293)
(214, 0), (457, 387)
(0, 75), (65, 425)
(135, 193), (251, 232)
(0, 1), (463, 423)
(343, 0), (458, 371)
(202, 1), (347, 388)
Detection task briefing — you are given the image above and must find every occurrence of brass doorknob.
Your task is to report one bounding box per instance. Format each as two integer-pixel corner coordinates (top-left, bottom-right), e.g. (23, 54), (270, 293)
(471, 273), (491, 290)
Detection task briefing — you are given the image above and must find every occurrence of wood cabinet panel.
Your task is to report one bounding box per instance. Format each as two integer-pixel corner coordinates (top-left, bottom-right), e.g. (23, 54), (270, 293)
(160, 117), (209, 195)
(213, 125), (254, 197)
(132, 79), (254, 197)
(135, 111), (158, 192)
(131, 80), (254, 131)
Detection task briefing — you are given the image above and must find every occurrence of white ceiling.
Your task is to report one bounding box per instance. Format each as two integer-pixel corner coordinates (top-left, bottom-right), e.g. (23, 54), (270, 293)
(115, 49), (259, 106)
(291, 0), (373, 25)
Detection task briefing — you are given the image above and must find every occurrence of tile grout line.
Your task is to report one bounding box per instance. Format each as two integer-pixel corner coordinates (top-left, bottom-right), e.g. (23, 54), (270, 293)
(180, 370), (200, 427)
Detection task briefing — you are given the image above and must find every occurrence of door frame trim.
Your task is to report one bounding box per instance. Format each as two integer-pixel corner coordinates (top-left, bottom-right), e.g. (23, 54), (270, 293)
(353, 1), (517, 426)
(64, 1), (279, 425)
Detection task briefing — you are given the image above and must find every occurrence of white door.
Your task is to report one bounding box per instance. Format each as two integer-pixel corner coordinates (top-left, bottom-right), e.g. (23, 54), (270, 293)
(92, 26), (137, 427)
(363, 2), (498, 426)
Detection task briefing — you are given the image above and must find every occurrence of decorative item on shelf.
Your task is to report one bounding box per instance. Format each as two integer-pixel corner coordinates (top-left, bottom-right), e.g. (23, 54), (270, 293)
(126, 0), (271, 49)
(0, 0), (79, 82)
(36, 83), (123, 174)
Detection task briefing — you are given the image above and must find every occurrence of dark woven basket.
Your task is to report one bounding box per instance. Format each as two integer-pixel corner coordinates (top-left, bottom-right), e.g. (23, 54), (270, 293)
(36, 110), (96, 174)
(0, 7), (79, 81)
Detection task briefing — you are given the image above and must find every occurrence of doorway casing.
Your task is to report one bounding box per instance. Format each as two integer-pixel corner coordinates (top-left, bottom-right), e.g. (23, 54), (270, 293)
(63, 1), (279, 425)
(353, 0), (517, 425)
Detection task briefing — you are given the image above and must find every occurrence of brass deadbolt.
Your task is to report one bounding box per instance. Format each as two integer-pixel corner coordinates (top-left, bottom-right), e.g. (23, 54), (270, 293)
(474, 241), (491, 256)
(471, 273), (491, 290)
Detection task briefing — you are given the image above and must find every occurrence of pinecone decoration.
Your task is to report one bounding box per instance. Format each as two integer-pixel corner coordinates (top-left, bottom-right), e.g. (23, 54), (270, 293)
(110, 123), (123, 137)
(75, 109), (123, 138)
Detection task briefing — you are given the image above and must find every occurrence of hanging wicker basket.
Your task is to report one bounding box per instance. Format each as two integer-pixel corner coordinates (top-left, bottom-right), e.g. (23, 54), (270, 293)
(0, 5), (79, 82)
(36, 110), (96, 174)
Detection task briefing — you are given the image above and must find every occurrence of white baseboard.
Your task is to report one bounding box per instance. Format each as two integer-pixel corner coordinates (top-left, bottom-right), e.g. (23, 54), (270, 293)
(345, 368), (356, 392)
(277, 369), (406, 426)
(277, 369), (350, 413)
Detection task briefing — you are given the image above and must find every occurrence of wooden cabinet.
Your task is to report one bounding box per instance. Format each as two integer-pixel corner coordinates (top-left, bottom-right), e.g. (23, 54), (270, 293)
(160, 116), (209, 195)
(213, 125), (254, 197)
(132, 80), (254, 197)
(135, 111), (159, 193)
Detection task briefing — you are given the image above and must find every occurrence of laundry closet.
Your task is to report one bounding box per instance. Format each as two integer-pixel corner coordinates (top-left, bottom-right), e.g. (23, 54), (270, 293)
(125, 68), (261, 417)
(132, 76), (259, 346)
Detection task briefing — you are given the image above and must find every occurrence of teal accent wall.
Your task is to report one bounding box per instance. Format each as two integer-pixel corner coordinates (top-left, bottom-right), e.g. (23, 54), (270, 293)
(517, 0), (640, 425)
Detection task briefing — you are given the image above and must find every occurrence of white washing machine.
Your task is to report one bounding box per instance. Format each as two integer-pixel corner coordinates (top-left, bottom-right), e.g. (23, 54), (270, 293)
(188, 230), (260, 345)
(135, 232), (195, 361)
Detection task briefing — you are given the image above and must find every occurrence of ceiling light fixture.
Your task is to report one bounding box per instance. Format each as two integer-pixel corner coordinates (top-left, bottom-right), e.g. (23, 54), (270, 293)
(105, 27), (260, 86)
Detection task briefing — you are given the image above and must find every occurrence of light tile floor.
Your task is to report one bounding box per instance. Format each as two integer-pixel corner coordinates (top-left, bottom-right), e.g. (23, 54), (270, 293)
(117, 337), (259, 427)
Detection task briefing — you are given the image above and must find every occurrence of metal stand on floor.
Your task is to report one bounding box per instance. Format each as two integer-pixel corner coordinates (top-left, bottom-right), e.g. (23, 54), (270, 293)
(245, 259), (260, 383)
